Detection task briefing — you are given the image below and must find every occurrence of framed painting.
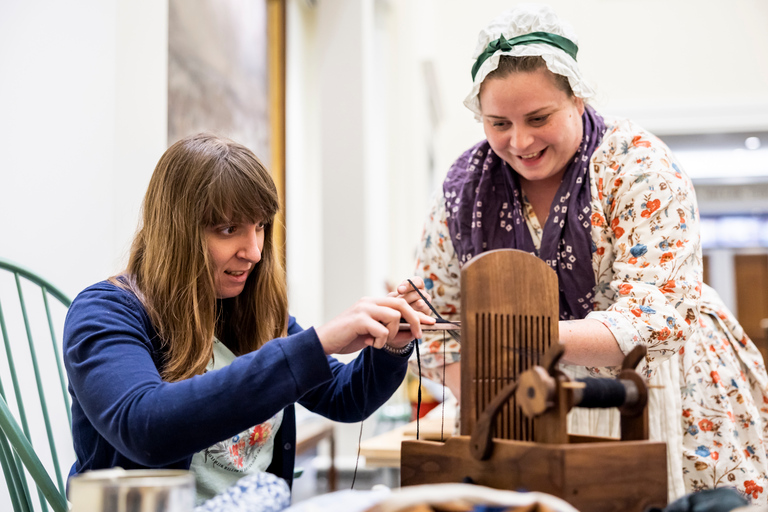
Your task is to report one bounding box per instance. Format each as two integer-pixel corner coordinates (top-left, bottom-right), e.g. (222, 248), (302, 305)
(168, 0), (286, 263)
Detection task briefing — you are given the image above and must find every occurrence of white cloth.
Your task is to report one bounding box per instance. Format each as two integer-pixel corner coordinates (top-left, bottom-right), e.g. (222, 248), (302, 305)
(464, 3), (595, 118)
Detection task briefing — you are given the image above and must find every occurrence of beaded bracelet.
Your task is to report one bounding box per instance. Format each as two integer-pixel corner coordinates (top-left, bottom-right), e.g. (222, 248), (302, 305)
(382, 340), (414, 356)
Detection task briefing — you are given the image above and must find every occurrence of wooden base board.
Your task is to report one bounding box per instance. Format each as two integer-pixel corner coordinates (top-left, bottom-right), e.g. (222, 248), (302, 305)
(401, 436), (667, 512)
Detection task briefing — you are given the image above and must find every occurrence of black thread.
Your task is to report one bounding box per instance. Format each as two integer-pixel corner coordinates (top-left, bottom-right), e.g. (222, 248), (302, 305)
(441, 330), (446, 441)
(405, 279), (461, 346)
(353, 280), (446, 487)
(407, 278), (443, 320)
(351, 419), (364, 489)
(576, 378), (627, 408)
(351, 348), (374, 488)
(405, 278), (457, 439)
(415, 339), (422, 440)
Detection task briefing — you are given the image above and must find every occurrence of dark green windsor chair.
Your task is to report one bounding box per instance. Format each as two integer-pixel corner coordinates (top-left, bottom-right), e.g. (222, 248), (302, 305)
(0, 257), (71, 512)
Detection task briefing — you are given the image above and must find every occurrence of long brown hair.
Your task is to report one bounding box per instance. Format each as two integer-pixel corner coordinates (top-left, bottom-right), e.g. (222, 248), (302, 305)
(114, 133), (288, 382)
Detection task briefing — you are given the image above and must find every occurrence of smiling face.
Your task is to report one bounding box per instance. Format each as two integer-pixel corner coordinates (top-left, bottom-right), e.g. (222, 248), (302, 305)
(479, 67), (585, 188)
(205, 220), (266, 299)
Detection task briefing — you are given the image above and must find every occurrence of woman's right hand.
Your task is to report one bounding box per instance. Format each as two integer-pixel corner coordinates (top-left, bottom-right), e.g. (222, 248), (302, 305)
(315, 296), (435, 355)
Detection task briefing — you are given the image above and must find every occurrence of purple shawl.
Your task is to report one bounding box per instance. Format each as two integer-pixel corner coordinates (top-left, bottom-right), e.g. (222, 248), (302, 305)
(443, 106), (606, 320)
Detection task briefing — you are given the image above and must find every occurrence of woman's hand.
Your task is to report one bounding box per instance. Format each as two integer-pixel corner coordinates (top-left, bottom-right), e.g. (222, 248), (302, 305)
(316, 293), (435, 356)
(388, 276), (433, 316)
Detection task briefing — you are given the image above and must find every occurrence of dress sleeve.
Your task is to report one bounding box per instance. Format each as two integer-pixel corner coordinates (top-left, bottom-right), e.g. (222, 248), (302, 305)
(410, 193), (462, 382)
(586, 129), (703, 377)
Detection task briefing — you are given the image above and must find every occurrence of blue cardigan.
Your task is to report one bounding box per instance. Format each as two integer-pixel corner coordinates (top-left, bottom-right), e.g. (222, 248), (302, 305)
(63, 281), (411, 488)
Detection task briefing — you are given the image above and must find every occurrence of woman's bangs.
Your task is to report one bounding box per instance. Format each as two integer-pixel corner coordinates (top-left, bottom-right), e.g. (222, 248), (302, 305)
(203, 162), (278, 227)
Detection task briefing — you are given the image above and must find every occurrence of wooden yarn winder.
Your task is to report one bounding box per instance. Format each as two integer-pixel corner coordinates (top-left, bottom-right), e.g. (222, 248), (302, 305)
(400, 249), (667, 512)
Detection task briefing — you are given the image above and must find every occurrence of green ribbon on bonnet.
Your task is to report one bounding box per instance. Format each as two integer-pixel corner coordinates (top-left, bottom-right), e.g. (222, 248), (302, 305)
(470, 31), (579, 81)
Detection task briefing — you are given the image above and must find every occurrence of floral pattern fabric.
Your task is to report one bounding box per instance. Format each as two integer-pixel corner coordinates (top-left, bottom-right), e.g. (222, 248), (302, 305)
(413, 116), (768, 503)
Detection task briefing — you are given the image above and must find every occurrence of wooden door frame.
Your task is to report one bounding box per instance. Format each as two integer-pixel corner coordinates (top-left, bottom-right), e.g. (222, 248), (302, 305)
(267, 0), (286, 268)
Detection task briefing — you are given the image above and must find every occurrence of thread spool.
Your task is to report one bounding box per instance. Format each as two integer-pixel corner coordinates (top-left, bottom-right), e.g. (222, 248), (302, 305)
(572, 378), (640, 409)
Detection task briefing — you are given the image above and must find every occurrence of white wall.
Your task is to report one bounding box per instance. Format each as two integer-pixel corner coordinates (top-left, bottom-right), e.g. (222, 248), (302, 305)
(114, 0), (170, 268)
(286, 0), (395, 329)
(0, 0), (168, 300)
(285, 0), (324, 327)
(0, 0), (168, 499)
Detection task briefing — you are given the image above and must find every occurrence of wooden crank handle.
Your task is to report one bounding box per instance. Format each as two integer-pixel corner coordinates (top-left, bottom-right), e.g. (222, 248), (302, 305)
(470, 379), (518, 461)
(622, 344), (647, 371)
(541, 342), (566, 375)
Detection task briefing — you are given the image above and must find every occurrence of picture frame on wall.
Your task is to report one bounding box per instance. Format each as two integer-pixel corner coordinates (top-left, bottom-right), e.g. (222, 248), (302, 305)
(168, 0), (286, 264)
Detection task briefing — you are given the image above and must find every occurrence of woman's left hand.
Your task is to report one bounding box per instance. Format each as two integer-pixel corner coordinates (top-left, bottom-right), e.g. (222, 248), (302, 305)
(388, 276), (433, 317)
(379, 276), (434, 350)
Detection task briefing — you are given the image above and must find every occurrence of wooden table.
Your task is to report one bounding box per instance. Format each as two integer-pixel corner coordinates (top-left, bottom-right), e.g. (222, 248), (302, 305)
(360, 417), (454, 468)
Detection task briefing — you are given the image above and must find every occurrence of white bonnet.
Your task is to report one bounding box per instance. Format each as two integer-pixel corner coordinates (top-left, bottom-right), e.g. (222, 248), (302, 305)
(464, 3), (595, 118)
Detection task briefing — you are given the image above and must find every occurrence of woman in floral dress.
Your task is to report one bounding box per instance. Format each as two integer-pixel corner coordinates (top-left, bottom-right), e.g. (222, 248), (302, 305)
(414, 4), (768, 503)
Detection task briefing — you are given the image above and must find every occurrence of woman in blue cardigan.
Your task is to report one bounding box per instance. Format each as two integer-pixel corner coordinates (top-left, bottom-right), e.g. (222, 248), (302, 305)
(63, 133), (433, 502)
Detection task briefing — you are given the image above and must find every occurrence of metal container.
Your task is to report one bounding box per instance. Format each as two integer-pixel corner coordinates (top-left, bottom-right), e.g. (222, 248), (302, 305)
(68, 468), (195, 512)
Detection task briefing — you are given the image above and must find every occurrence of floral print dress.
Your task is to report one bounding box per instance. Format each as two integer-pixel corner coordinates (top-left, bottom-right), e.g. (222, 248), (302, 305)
(414, 116), (768, 503)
